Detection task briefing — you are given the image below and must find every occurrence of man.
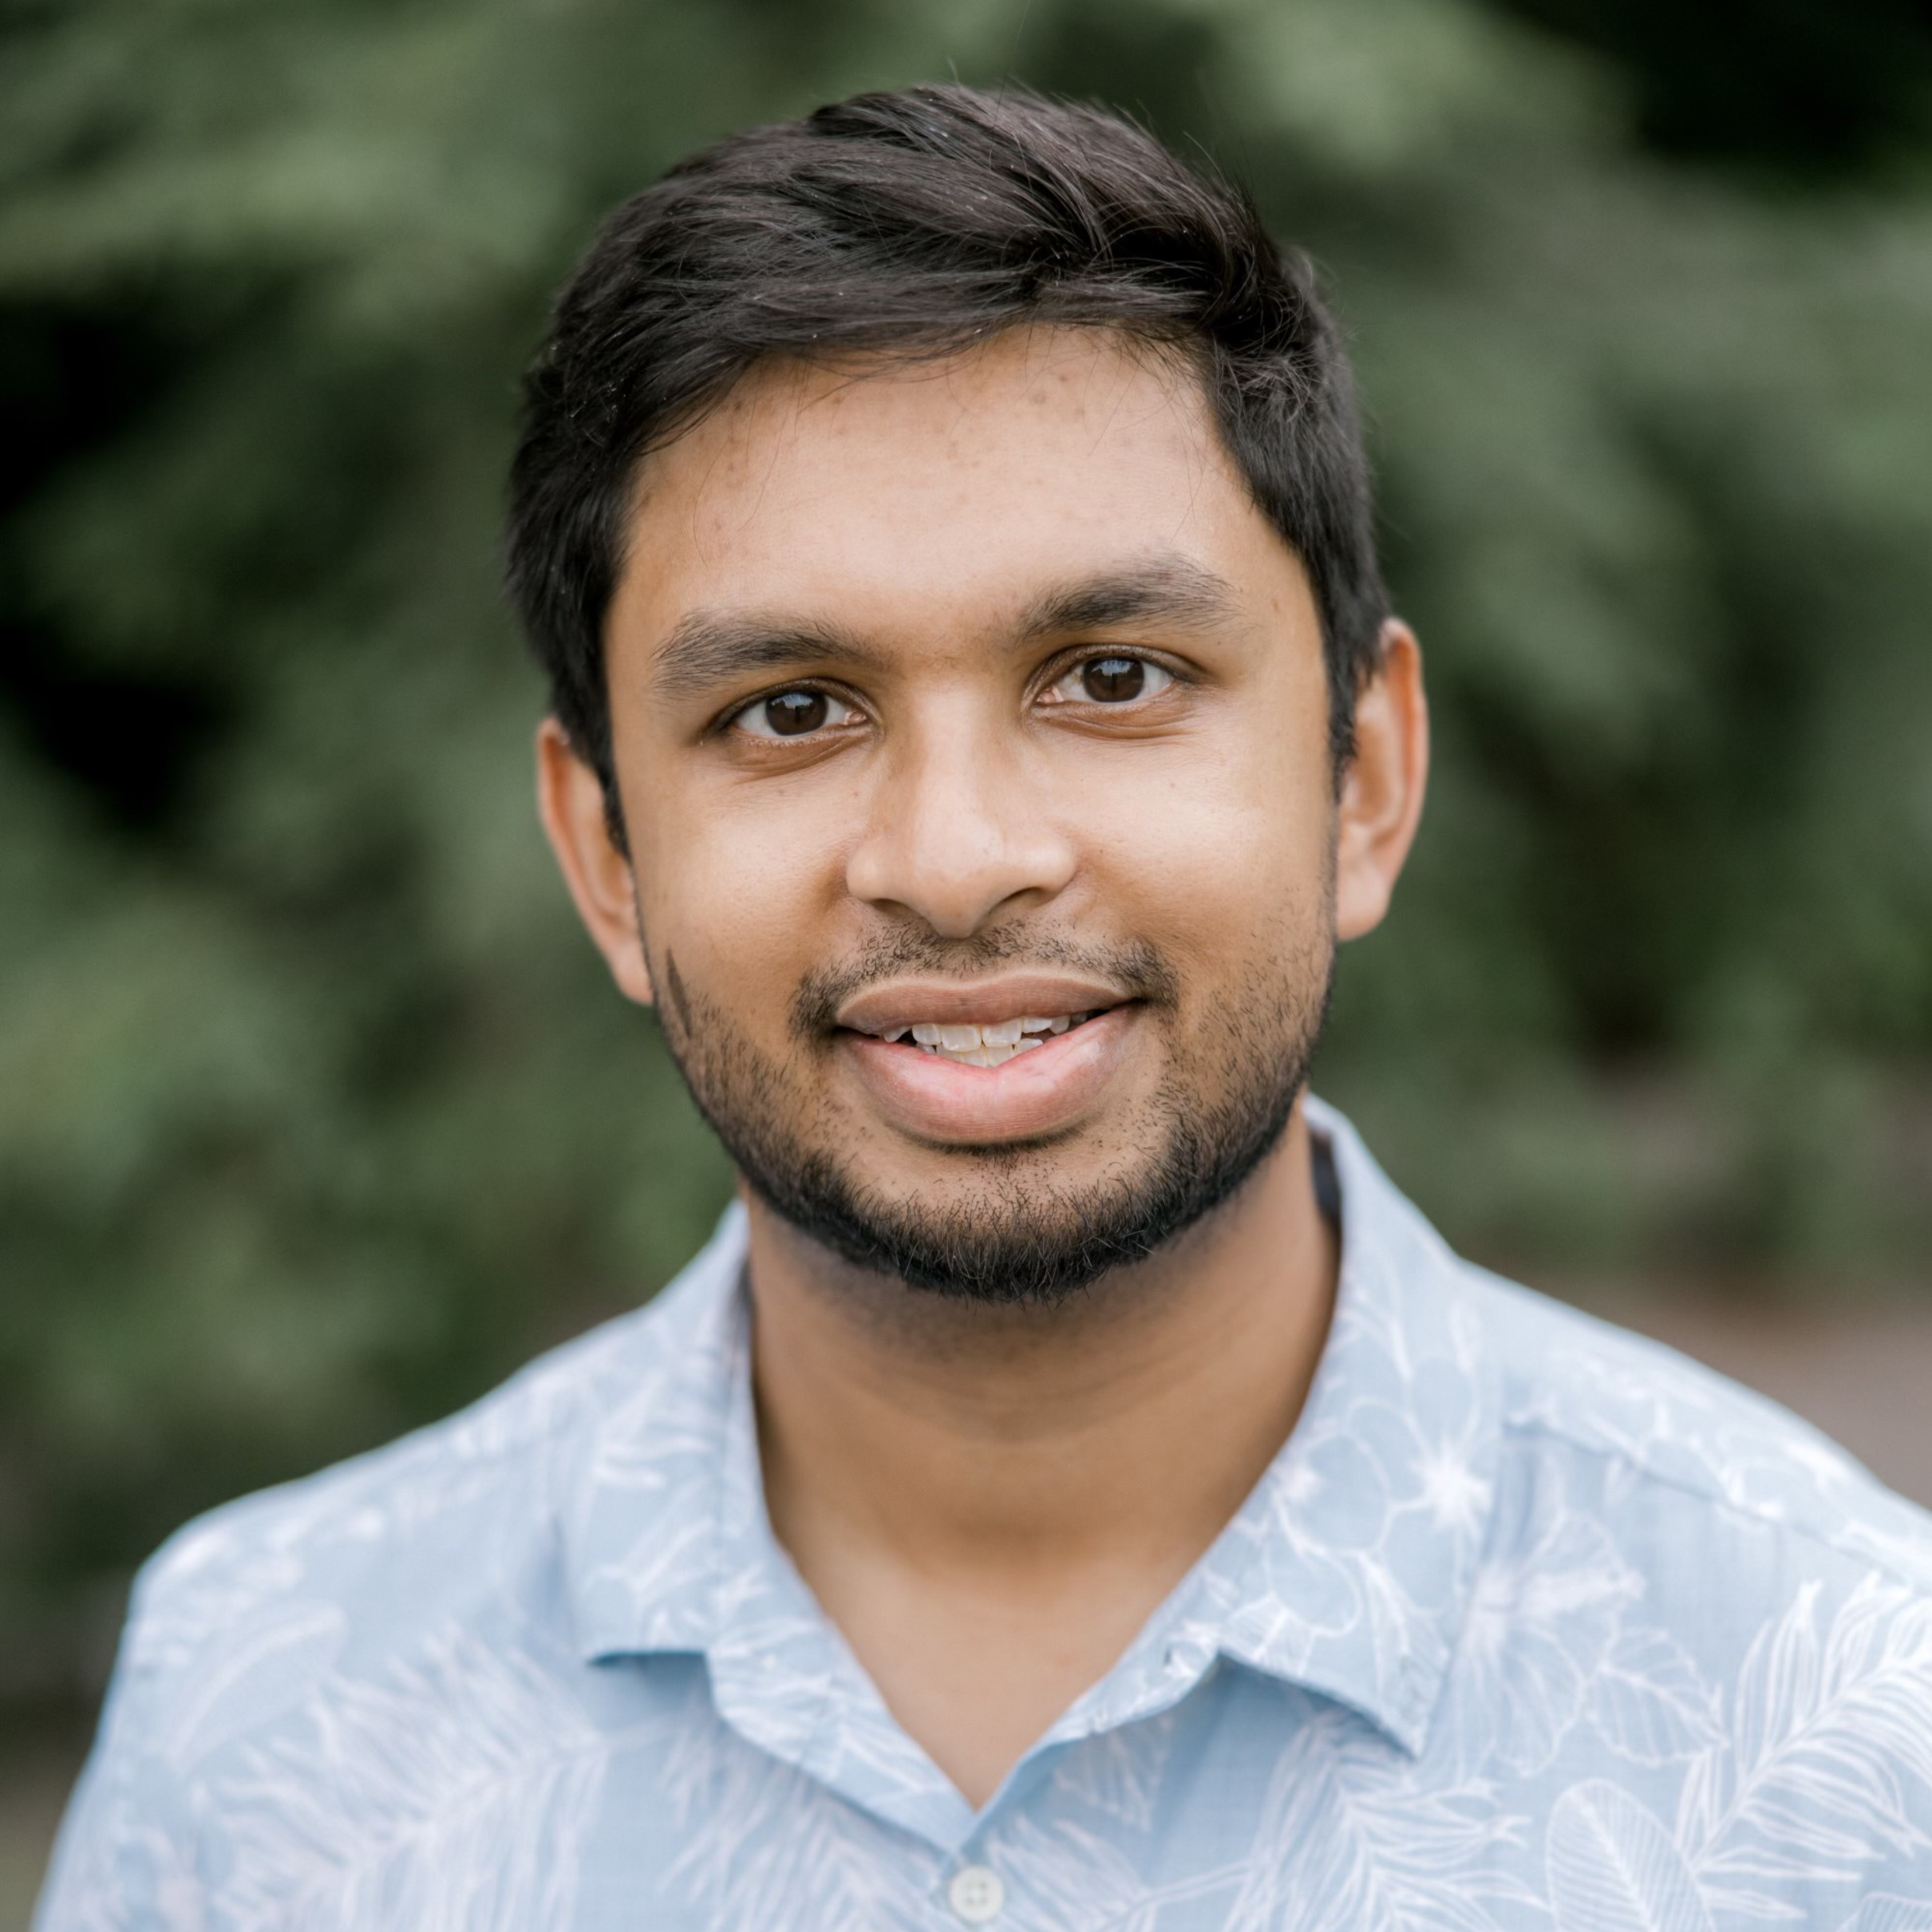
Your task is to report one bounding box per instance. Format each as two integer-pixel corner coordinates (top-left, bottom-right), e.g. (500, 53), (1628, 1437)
(38, 84), (1932, 1931)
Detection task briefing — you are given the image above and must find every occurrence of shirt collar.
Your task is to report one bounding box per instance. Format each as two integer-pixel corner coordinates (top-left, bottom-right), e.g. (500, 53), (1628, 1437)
(560, 1098), (1502, 1763)
(559, 1208), (748, 1661)
(1056, 1099), (1504, 1755)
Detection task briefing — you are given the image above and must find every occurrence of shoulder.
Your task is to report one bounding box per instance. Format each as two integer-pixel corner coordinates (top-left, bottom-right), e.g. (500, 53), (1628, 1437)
(117, 1232), (736, 1752)
(36, 1231), (742, 1926)
(1439, 1264), (1932, 1901)
(1455, 1260), (1932, 1595)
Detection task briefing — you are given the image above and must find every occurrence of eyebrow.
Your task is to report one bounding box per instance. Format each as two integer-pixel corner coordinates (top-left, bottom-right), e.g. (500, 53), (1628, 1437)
(648, 554), (1242, 702)
(1014, 556), (1242, 642)
(649, 614), (890, 703)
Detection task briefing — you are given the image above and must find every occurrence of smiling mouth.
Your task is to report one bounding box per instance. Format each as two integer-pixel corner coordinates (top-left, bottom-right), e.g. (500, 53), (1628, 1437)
(848, 1010), (1109, 1068)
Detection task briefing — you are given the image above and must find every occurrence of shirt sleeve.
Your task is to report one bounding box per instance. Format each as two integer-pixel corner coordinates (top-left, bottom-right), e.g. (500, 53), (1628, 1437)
(32, 1573), (204, 1932)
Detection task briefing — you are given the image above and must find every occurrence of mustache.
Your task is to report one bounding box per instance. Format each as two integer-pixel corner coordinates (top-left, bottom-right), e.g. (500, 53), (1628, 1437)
(789, 928), (1182, 1040)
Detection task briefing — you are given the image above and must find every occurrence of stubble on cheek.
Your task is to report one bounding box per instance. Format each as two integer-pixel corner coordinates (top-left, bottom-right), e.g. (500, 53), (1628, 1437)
(660, 945), (696, 1041)
(636, 870), (1336, 1302)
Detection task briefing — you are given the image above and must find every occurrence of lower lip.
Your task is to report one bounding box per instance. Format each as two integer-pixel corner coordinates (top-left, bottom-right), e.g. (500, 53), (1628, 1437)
(837, 1008), (1139, 1144)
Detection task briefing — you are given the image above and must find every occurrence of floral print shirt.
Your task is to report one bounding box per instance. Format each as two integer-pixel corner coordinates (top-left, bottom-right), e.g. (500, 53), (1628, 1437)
(37, 1100), (1932, 1930)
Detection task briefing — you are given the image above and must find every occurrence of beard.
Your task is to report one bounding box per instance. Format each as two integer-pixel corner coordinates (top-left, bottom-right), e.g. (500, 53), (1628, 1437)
(652, 916), (1334, 1307)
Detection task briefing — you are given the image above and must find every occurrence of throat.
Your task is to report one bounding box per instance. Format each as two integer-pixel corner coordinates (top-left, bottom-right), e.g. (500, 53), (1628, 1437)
(787, 1539), (1188, 1811)
(745, 1112), (1339, 1805)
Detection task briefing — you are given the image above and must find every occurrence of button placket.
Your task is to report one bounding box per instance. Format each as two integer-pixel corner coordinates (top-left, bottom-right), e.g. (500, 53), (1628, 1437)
(946, 1863), (1005, 1923)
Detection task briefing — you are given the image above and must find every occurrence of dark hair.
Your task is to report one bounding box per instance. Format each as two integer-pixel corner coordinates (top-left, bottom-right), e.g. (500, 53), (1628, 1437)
(506, 83), (1386, 825)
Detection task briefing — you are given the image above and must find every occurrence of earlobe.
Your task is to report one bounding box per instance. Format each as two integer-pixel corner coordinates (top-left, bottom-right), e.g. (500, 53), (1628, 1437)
(533, 718), (657, 1007)
(1333, 620), (1429, 944)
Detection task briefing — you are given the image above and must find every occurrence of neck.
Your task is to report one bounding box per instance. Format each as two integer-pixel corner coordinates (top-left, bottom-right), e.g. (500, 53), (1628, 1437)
(749, 1104), (1339, 1607)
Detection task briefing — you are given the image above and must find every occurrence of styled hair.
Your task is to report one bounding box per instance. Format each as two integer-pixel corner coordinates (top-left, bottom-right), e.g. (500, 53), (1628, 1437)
(506, 83), (1386, 823)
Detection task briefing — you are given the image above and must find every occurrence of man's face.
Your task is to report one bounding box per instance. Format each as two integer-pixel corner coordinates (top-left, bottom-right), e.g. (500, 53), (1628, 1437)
(562, 329), (1377, 1299)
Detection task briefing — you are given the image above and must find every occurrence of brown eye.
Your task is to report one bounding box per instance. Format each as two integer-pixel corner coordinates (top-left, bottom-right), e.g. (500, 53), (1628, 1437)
(764, 690), (828, 734)
(1081, 657), (1146, 702)
(729, 686), (859, 741)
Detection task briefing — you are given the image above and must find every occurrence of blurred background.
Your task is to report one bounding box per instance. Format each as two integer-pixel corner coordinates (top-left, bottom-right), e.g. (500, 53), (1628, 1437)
(4, 0), (1931, 1913)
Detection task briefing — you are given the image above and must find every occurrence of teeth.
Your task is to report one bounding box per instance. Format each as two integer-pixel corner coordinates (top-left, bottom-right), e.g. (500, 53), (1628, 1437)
(882, 1012), (1092, 1062)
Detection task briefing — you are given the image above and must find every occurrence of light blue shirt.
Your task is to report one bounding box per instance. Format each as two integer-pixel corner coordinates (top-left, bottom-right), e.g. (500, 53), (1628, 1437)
(37, 1101), (1932, 1930)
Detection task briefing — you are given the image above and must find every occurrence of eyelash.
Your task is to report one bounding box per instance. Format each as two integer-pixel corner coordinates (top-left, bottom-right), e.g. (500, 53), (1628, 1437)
(1042, 654), (1177, 708)
(722, 652), (1181, 741)
(726, 685), (863, 741)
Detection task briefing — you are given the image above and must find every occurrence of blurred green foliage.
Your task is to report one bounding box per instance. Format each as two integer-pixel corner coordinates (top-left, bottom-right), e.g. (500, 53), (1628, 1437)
(3, 0), (1930, 1709)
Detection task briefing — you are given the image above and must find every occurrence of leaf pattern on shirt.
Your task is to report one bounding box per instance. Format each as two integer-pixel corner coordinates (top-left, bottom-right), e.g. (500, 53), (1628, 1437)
(1587, 1629), (1723, 1768)
(1674, 1576), (1932, 1916)
(1547, 1781), (1714, 1932)
(1048, 1710), (1179, 1835)
(1457, 1471), (1641, 1776)
(1835, 1901), (1932, 1932)
(658, 1701), (935, 1932)
(32, 1105), (1932, 1932)
(990, 1812), (1162, 1932)
(211, 1622), (609, 1932)
(1222, 1708), (1536, 1932)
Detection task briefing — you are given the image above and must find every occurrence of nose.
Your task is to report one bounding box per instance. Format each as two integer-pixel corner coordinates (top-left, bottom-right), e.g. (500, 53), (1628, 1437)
(844, 715), (1077, 939)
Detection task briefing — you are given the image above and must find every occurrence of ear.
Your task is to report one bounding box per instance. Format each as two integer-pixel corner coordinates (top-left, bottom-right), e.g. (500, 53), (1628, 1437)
(534, 718), (655, 1006)
(1334, 619), (1429, 943)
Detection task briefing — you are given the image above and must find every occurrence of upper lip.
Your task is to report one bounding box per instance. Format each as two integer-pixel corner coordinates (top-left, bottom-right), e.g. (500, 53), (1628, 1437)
(836, 974), (1131, 1037)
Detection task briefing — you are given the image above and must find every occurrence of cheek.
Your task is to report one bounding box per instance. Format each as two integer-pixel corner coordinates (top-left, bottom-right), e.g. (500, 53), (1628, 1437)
(633, 774), (855, 1016)
(1135, 817), (1325, 983)
(1069, 733), (1333, 962)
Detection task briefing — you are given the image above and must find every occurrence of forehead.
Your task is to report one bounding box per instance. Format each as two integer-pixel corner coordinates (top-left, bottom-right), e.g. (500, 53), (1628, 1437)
(609, 327), (1308, 653)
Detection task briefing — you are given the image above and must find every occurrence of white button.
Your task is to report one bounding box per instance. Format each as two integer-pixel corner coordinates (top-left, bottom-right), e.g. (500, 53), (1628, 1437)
(947, 1864), (1005, 1923)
